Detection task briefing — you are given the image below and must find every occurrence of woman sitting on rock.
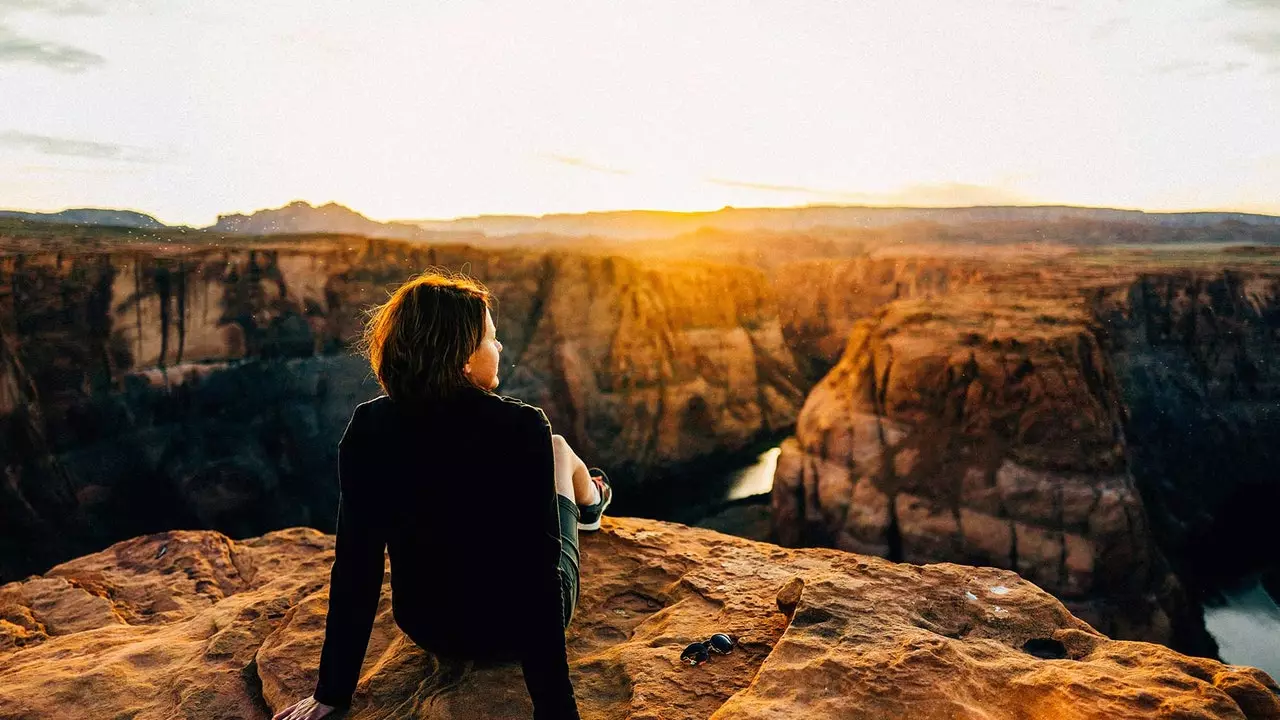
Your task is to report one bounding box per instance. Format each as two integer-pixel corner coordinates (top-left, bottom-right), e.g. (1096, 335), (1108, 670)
(273, 271), (612, 720)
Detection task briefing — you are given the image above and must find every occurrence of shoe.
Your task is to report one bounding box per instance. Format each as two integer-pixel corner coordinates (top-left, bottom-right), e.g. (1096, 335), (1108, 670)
(577, 468), (613, 531)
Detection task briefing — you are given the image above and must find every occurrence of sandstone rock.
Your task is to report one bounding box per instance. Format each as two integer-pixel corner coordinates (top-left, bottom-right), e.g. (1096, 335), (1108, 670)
(1091, 270), (1280, 588)
(774, 577), (804, 616)
(780, 259), (1280, 612)
(497, 255), (806, 478)
(1, 519), (1275, 719)
(771, 289), (1193, 646)
(774, 257), (987, 380)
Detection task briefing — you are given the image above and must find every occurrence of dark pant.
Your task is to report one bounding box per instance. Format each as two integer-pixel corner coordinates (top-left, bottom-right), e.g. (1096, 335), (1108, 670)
(556, 494), (581, 626)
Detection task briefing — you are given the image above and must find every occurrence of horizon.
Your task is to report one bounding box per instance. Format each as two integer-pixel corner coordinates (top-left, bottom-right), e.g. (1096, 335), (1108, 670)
(7, 198), (1280, 229)
(2, 1), (1278, 225)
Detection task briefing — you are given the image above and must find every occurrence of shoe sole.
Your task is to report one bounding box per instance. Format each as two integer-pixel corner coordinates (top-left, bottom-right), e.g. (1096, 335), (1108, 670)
(578, 495), (610, 530)
(578, 473), (612, 531)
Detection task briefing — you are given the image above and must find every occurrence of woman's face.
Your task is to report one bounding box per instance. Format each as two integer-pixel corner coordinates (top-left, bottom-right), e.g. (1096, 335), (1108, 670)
(463, 308), (502, 391)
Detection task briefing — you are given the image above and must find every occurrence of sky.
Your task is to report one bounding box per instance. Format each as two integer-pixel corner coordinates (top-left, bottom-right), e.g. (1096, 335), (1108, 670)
(1, 0), (1278, 226)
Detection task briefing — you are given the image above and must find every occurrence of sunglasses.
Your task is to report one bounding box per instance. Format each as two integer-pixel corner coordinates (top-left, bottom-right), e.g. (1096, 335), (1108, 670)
(680, 633), (735, 666)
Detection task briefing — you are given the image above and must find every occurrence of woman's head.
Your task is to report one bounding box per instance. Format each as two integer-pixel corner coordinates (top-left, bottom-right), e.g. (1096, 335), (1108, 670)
(357, 270), (503, 403)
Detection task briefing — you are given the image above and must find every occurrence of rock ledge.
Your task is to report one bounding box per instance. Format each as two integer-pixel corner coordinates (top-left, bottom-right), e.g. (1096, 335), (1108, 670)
(1, 519), (1276, 719)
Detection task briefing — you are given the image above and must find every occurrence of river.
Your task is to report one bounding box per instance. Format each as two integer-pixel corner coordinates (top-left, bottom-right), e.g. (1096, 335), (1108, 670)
(723, 446), (781, 501)
(1203, 577), (1280, 681)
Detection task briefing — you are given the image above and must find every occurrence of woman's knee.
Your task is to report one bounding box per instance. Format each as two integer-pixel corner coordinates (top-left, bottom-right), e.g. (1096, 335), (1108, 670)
(552, 434), (582, 469)
(551, 433), (570, 456)
(551, 435), (576, 496)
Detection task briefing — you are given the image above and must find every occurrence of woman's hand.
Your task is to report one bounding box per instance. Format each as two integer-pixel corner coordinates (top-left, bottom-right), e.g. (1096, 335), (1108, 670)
(271, 696), (337, 720)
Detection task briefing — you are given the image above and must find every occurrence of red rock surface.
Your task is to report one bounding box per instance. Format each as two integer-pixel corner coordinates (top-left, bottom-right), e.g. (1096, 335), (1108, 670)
(2, 518), (1275, 719)
(771, 252), (1280, 646)
(774, 256), (988, 379)
(771, 285), (1189, 644)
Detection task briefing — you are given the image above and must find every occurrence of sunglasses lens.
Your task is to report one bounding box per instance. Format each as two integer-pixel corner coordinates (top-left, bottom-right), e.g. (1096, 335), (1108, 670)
(709, 633), (735, 654)
(681, 643), (710, 665)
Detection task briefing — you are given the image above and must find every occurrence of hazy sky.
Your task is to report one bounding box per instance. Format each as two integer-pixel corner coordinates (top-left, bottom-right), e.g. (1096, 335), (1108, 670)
(2, 0), (1278, 226)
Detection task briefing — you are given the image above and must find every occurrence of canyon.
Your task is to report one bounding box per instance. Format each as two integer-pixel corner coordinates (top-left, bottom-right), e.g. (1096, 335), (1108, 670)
(2, 219), (1279, 675)
(0, 231), (805, 584)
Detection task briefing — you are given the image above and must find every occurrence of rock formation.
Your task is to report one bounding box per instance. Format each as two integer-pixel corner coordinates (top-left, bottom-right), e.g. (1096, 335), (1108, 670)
(1, 518), (1275, 719)
(496, 254), (803, 482)
(771, 286), (1209, 649)
(0, 208), (167, 229)
(210, 200), (436, 241)
(0, 234), (804, 583)
(1089, 270), (1280, 587)
(773, 256), (987, 379)
(771, 251), (1280, 643)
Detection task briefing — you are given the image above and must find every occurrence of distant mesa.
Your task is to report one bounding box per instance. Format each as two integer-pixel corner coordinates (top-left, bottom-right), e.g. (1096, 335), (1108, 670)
(402, 204), (1280, 240)
(4, 201), (1280, 246)
(209, 200), (429, 241)
(0, 208), (166, 229)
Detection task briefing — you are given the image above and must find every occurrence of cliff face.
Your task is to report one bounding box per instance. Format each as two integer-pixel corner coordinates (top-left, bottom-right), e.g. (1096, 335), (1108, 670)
(497, 255), (803, 480)
(773, 257), (989, 380)
(0, 350), (378, 597)
(771, 254), (1280, 649)
(1, 519), (1275, 720)
(1089, 270), (1280, 585)
(0, 237), (804, 583)
(769, 286), (1205, 647)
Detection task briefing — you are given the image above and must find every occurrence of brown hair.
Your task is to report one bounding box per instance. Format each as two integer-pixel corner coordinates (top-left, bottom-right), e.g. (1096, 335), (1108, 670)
(355, 269), (493, 405)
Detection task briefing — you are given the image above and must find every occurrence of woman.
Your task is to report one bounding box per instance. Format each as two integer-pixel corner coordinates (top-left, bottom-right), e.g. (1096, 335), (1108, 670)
(273, 271), (612, 720)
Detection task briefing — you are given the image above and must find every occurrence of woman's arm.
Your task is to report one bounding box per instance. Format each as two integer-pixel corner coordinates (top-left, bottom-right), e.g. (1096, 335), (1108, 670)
(509, 405), (581, 720)
(312, 408), (388, 709)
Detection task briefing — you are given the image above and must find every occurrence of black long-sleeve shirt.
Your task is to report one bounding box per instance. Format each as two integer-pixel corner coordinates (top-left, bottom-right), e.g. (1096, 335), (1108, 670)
(312, 386), (580, 719)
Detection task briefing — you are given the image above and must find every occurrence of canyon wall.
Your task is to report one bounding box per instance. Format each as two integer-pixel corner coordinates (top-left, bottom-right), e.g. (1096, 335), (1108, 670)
(770, 286), (1209, 648)
(773, 257), (988, 380)
(491, 254), (804, 483)
(0, 236), (804, 582)
(1089, 270), (1280, 586)
(771, 256), (1280, 652)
